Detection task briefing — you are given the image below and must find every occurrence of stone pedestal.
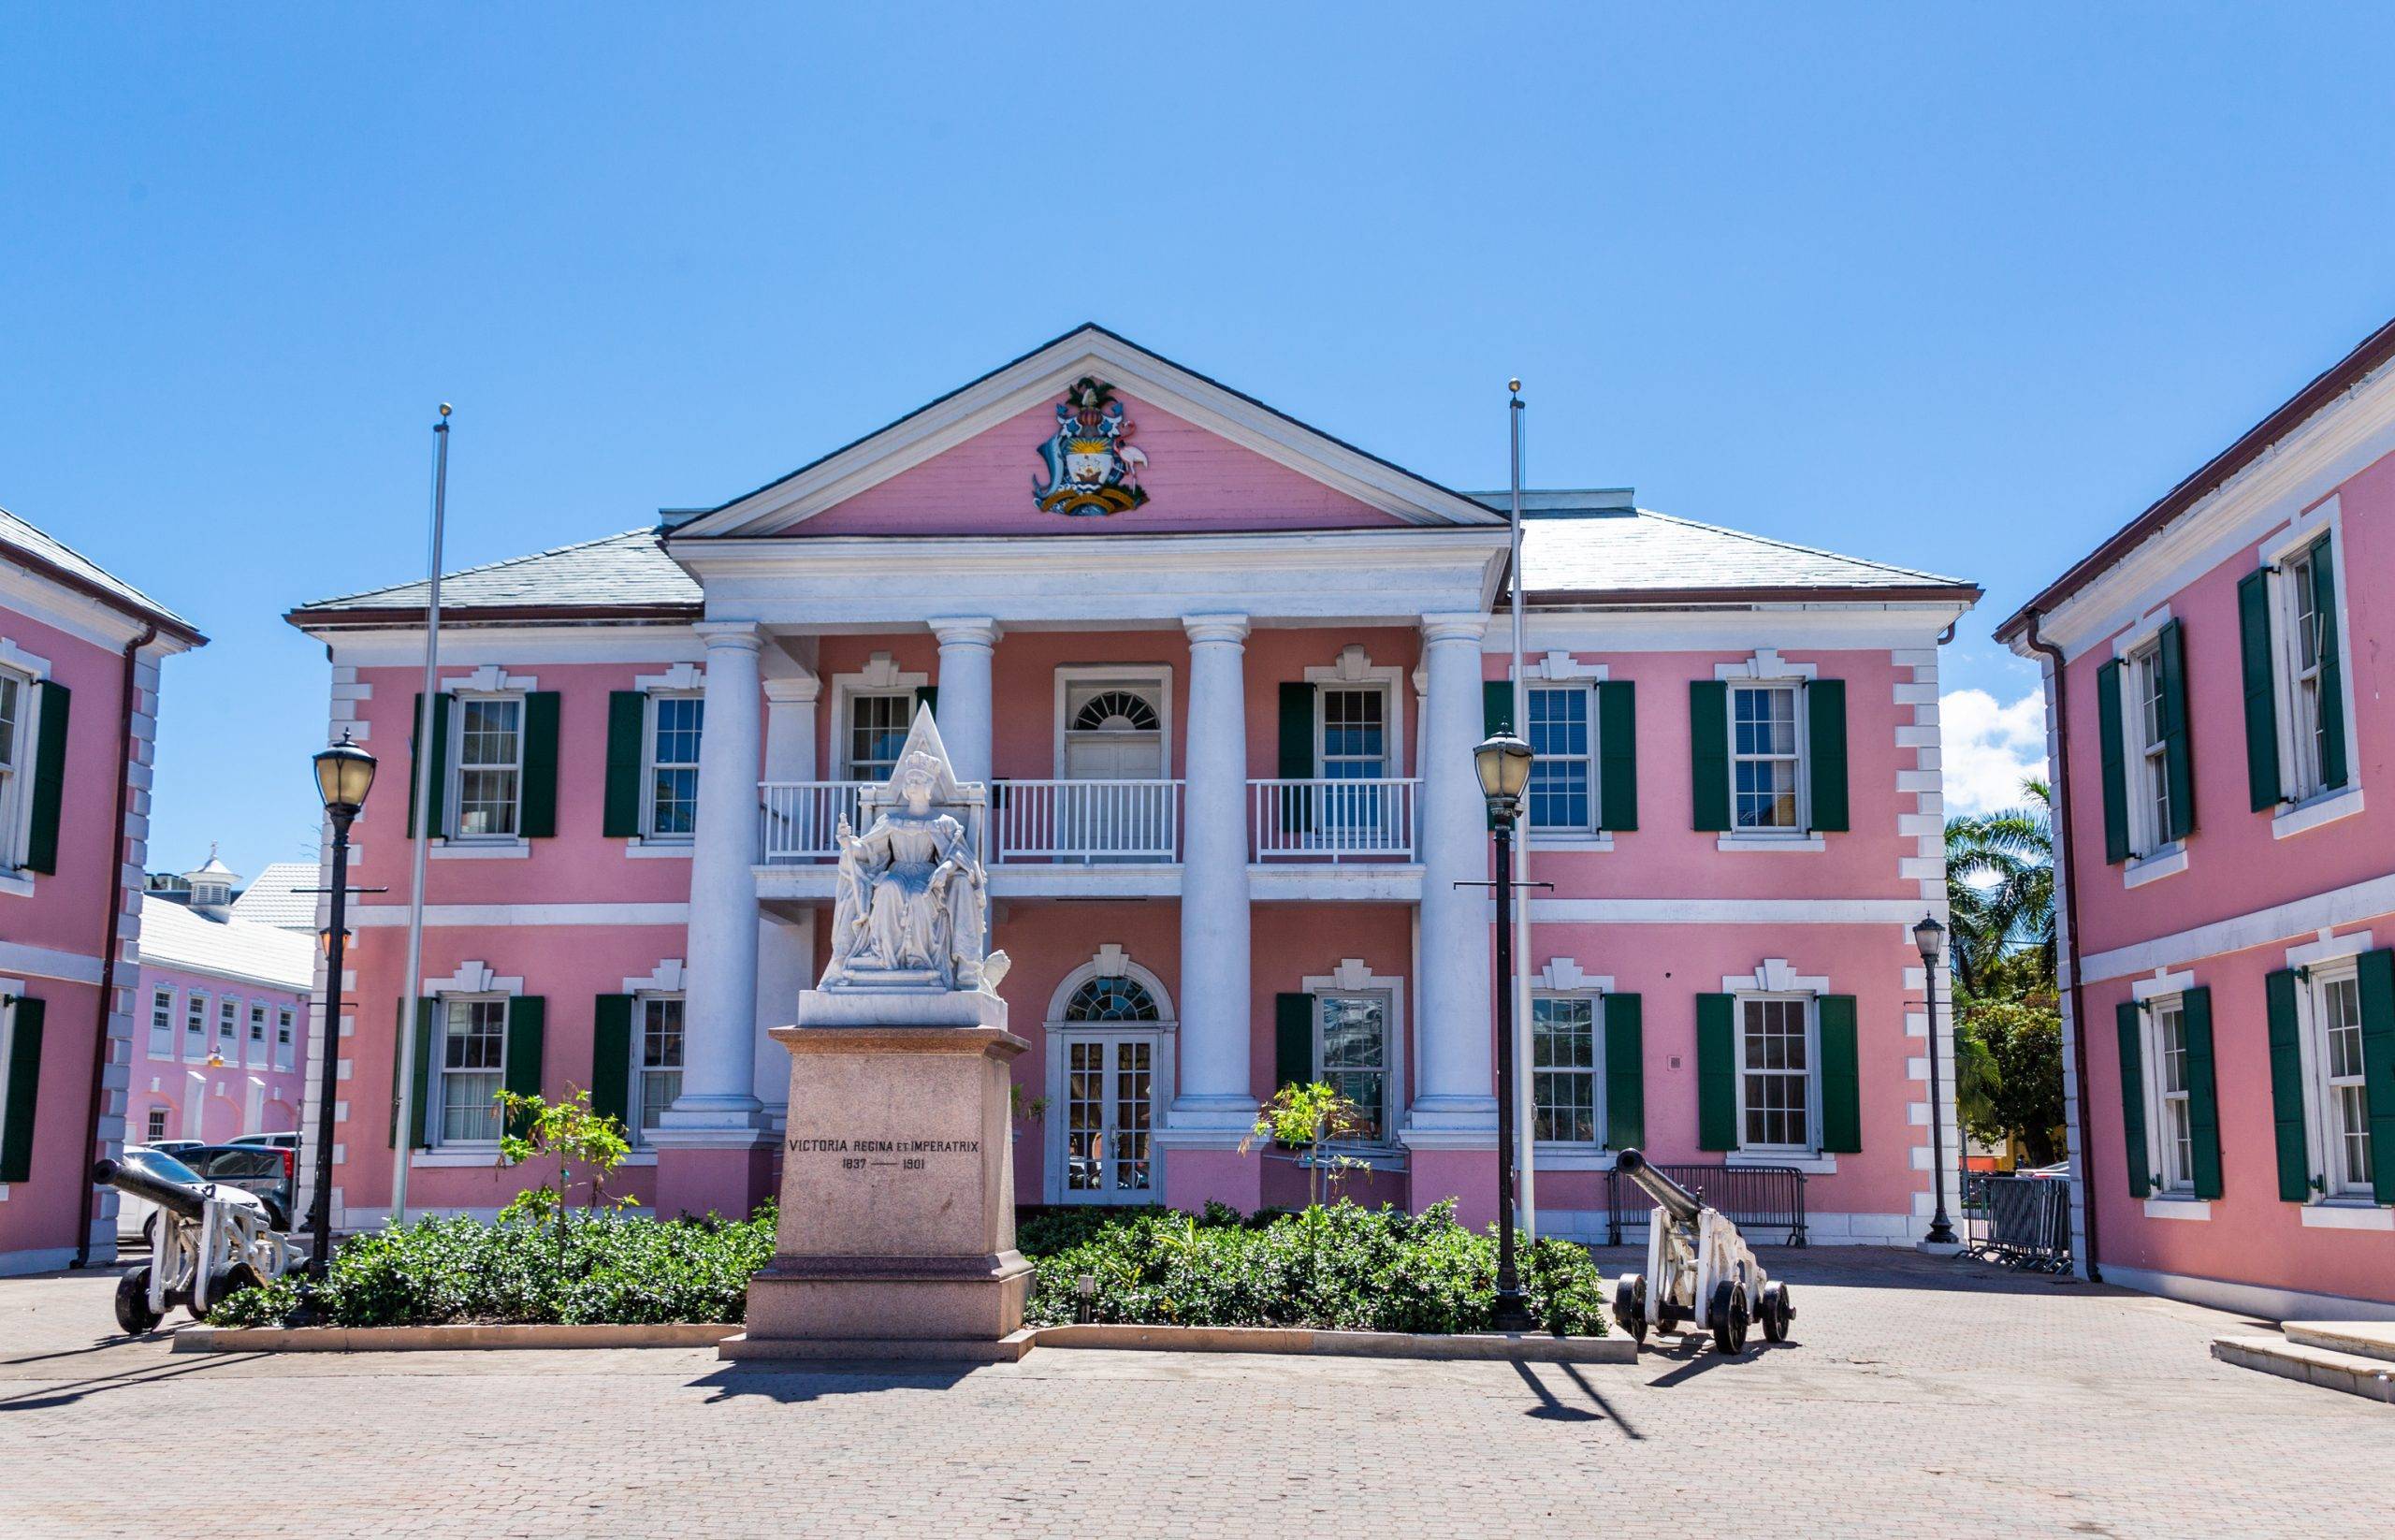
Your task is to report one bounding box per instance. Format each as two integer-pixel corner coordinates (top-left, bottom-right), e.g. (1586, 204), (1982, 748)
(722, 987), (1032, 1359)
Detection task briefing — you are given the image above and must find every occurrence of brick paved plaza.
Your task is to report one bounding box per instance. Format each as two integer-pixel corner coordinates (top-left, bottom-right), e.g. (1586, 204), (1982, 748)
(0, 1249), (2384, 1539)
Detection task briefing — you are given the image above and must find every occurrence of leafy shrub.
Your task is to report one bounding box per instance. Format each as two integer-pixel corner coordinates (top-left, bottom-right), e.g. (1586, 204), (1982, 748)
(1021, 1199), (1606, 1336)
(209, 1204), (777, 1329)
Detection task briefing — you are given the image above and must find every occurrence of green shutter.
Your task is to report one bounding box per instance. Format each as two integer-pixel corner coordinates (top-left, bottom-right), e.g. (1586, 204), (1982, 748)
(1602, 993), (1644, 1149)
(2095, 660), (2131, 864)
(2359, 949), (2395, 1205)
(1695, 994), (1736, 1151)
(590, 995), (634, 1133)
(914, 684), (937, 720)
(395, 998), (436, 1151)
(1276, 683), (1314, 833)
(1596, 681), (1637, 832)
(1483, 679), (1513, 737)
(2115, 1001), (2150, 1199)
(2237, 569), (2282, 811)
(2156, 620), (2194, 842)
(24, 682), (69, 875)
(1818, 995), (1861, 1154)
(2264, 968), (2311, 1201)
(1806, 679), (1849, 834)
(1273, 993), (1314, 1094)
(2182, 987), (2223, 1200)
(406, 693), (452, 839)
(0, 998), (45, 1183)
(602, 692), (646, 838)
(2310, 536), (2348, 791)
(519, 692), (560, 838)
(1688, 681), (1731, 834)
(503, 996), (546, 1139)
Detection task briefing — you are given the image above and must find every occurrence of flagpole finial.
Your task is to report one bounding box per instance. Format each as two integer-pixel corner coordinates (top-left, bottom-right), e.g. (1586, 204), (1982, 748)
(1507, 378), (1521, 396)
(438, 402), (452, 417)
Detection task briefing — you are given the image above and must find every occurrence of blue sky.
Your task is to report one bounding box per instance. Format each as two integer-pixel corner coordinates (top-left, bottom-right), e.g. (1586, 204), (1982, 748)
(7, 4), (2395, 882)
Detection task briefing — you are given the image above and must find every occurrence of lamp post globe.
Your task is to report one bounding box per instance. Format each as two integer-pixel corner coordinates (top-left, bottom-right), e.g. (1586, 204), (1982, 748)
(1473, 729), (1533, 812)
(312, 731), (377, 821)
(1915, 911), (1960, 1248)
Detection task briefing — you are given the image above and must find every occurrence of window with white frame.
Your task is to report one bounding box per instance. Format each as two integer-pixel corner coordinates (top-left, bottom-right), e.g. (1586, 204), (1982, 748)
(1316, 993), (1389, 1142)
(183, 993), (208, 1060)
(2310, 967), (2374, 1198)
(1731, 684), (1803, 831)
(635, 995), (684, 1143)
(2281, 539), (2335, 801)
(148, 989), (176, 1057)
(452, 696), (524, 838)
(144, 1106), (168, 1142)
(1737, 995), (1815, 1152)
(248, 1003), (269, 1064)
(1058, 975), (1162, 1199)
(1531, 994), (1599, 1143)
(2148, 996), (2195, 1194)
(2128, 641), (2176, 853)
(1526, 686), (1594, 832)
(644, 695), (704, 840)
(1317, 687), (1388, 780)
(847, 693), (914, 781)
(276, 1008), (296, 1070)
(0, 667), (26, 868)
(216, 997), (240, 1059)
(434, 997), (508, 1145)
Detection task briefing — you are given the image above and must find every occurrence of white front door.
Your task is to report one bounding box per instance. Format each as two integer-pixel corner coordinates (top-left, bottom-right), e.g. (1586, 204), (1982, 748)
(1061, 684), (1167, 859)
(1061, 1032), (1158, 1201)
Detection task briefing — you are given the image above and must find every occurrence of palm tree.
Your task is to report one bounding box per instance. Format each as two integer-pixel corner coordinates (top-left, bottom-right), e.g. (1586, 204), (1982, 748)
(1944, 778), (2054, 996)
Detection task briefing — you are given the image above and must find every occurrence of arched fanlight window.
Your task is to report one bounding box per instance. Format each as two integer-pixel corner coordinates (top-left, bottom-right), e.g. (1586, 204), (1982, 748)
(1065, 976), (1160, 1022)
(1071, 690), (1160, 734)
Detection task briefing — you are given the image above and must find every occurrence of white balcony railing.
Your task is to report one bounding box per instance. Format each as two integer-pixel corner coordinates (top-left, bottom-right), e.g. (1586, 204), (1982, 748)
(759, 780), (866, 864)
(991, 778), (1183, 864)
(1249, 777), (1418, 862)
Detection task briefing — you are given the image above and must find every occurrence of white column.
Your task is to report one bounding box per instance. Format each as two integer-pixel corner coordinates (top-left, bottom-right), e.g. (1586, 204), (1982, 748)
(667, 620), (766, 1127)
(1404, 612), (1497, 1141)
(762, 675), (819, 782)
(930, 617), (999, 786)
(1167, 613), (1255, 1136)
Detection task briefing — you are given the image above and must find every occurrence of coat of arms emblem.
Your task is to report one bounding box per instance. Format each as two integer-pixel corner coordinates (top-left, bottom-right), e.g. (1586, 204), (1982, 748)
(1033, 375), (1149, 516)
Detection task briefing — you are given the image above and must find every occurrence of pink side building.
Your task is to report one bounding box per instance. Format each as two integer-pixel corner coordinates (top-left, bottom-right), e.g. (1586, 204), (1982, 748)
(287, 327), (1980, 1245)
(1999, 315), (2395, 1318)
(0, 507), (205, 1275)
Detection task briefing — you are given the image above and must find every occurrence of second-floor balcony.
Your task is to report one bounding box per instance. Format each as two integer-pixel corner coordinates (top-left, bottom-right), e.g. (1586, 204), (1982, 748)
(759, 776), (1418, 867)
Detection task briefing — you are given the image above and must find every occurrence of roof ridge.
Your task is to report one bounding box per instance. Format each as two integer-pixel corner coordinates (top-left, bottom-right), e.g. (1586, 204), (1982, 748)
(298, 528), (659, 611)
(1630, 507), (1965, 586)
(0, 502), (201, 632)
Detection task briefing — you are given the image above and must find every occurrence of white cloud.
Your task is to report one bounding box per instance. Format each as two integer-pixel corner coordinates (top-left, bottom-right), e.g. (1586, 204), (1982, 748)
(1939, 688), (2047, 815)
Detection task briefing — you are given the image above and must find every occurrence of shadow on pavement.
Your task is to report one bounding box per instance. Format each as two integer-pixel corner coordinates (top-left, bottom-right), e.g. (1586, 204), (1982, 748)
(0, 1352), (266, 1413)
(1511, 1358), (1645, 1438)
(693, 1360), (983, 1405)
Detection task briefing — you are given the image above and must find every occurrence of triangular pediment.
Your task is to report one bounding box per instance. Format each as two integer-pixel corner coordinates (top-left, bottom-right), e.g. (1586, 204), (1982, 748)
(666, 325), (1503, 538)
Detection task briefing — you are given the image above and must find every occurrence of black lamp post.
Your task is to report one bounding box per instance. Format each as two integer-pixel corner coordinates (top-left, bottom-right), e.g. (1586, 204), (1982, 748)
(303, 731), (376, 1286)
(1473, 726), (1536, 1332)
(1913, 912), (1960, 1247)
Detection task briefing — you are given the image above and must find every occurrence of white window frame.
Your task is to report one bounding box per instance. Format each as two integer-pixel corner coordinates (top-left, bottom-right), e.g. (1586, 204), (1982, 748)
(1052, 666), (1174, 778)
(1530, 988), (1604, 1148)
(1734, 993), (1821, 1156)
(1314, 990), (1395, 1150)
(640, 692), (704, 843)
(144, 1105), (169, 1143)
(183, 991), (209, 1062)
(2123, 638), (2177, 860)
(275, 1007), (297, 1072)
(0, 663), (34, 874)
(1726, 682), (1808, 834)
(1314, 681), (1396, 782)
(2296, 962), (2375, 1201)
(2141, 994), (2196, 1196)
(447, 692), (527, 842)
(215, 995), (240, 1061)
(247, 1002), (269, 1067)
(1525, 683), (1599, 835)
(1040, 950), (1176, 1206)
(843, 691), (917, 782)
(148, 988), (176, 1058)
(632, 992), (685, 1147)
(431, 995), (510, 1149)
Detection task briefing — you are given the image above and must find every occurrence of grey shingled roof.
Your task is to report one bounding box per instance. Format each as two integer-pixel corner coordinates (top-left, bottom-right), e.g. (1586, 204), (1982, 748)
(291, 530), (701, 618)
(0, 504), (203, 637)
(1468, 492), (1973, 599)
(226, 861), (325, 932)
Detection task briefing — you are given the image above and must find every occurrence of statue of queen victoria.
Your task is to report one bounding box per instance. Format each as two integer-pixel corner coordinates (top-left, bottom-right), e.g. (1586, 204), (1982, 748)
(820, 709), (1009, 996)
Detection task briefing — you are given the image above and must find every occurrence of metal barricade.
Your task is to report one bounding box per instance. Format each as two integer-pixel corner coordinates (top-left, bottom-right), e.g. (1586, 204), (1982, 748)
(1965, 1173), (2072, 1272)
(1605, 1161), (1807, 1247)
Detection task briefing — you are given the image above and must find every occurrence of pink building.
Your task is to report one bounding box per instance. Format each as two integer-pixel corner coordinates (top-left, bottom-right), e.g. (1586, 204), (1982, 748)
(1998, 315), (2395, 1319)
(127, 855), (312, 1147)
(0, 507), (205, 1275)
(288, 327), (1977, 1244)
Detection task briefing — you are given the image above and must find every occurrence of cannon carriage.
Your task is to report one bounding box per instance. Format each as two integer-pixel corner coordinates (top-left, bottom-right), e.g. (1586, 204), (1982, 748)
(94, 1155), (295, 1334)
(1608, 1147), (1793, 1353)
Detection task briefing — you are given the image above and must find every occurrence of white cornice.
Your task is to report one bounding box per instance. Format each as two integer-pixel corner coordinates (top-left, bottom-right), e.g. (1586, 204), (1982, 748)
(671, 329), (1504, 536)
(319, 625), (705, 668)
(0, 563), (195, 656)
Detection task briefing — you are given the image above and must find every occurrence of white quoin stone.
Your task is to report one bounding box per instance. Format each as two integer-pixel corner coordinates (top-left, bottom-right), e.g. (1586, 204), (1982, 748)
(1168, 613), (1255, 1140)
(666, 621), (766, 1130)
(1404, 612), (1497, 1145)
(929, 617), (999, 785)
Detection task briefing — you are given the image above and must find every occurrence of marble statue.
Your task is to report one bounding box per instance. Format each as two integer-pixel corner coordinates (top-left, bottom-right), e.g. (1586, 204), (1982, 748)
(820, 709), (1008, 995)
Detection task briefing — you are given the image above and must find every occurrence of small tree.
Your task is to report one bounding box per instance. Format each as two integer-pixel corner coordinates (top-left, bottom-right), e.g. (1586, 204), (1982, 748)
(1241, 1082), (1370, 1207)
(494, 1087), (632, 1228)
(1956, 996), (2066, 1167)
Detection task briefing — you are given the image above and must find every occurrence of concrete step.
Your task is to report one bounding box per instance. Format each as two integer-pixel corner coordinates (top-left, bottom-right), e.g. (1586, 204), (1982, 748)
(2285, 1320), (2395, 1364)
(2213, 1335), (2395, 1404)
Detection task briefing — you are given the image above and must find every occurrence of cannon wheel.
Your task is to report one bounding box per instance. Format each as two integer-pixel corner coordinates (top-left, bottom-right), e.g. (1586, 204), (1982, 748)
(198, 1261), (265, 1322)
(1612, 1274), (1648, 1344)
(1760, 1281), (1792, 1343)
(1708, 1279), (1749, 1354)
(115, 1267), (162, 1335)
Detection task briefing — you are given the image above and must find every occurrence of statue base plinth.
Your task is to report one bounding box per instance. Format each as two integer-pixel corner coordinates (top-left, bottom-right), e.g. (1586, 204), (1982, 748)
(740, 995), (1029, 1349)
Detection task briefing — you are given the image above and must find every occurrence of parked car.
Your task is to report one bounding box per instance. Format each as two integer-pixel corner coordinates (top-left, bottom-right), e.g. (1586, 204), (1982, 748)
(113, 1144), (210, 1244)
(146, 1139), (208, 1159)
(229, 1131), (298, 1152)
(174, 1144), (296, 1230)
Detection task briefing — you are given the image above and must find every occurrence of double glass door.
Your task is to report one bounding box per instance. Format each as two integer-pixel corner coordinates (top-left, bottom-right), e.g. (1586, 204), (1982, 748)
(1063, 1032), (1156, 1200)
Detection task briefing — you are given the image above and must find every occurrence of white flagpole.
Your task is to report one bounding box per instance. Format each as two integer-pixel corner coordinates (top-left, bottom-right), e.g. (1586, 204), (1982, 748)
(1508, 381), (1535, 1242)
(388, 403), (451, 1228)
